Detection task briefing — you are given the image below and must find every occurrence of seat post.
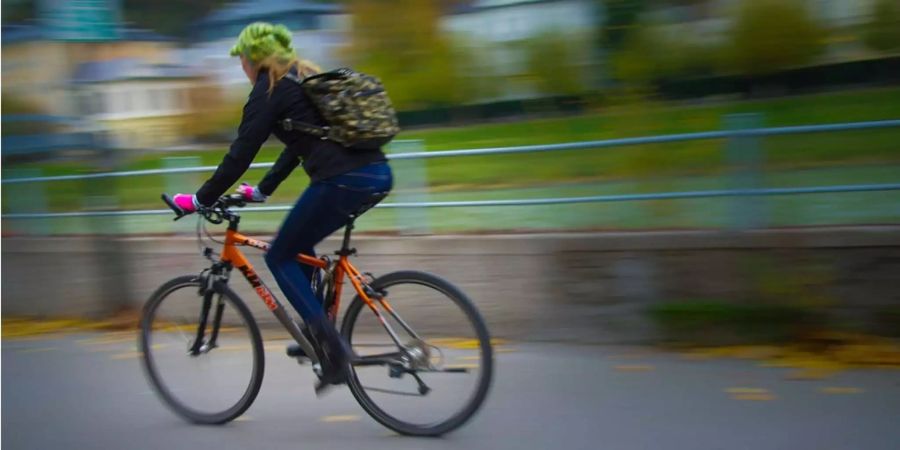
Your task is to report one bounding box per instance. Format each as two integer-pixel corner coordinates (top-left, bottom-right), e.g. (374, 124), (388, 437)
(339, 216), (356, 255)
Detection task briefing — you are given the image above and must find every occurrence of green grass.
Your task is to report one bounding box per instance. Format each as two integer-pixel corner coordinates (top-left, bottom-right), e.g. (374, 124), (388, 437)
(649, 300), (822, 345)
(3, 87), (900, 214)
(397, 88), (900, 188)
(6, 165), (898, 235)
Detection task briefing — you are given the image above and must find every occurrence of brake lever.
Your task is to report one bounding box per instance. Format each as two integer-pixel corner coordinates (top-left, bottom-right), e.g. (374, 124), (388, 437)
(206, 208), (225, 224)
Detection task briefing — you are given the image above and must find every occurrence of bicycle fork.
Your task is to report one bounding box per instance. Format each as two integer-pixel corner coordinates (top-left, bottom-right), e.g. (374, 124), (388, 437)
(188, 266), (227, 355)
(187, 264), (321, 368)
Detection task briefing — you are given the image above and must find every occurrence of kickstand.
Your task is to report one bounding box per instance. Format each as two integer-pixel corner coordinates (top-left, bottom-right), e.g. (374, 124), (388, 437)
(408, 371), (431, 395)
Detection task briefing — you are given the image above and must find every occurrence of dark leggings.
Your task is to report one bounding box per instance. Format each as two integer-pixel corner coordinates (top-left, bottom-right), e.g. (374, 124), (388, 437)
(264, 162), (392, 328)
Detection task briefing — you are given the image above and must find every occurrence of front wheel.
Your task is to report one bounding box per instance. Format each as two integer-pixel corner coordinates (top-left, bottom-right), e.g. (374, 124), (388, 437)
(341, 271), (494, 436)
(139, 275), (264, 425)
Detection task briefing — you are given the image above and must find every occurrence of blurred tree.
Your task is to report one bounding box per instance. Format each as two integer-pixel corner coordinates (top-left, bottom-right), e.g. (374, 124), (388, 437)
(1, 91), (43, 114)
(2, 0), (35, 23)
(450, 36), (505, 101)
(120, 0), (229, 37)
(0, 91), (56, 135)
(611, 26), (666, 89)
(594, 0), (717, 88)
(596, 0), (713, 50)
(862, 0), (900, 53)
(611, 24), (721, 92)
(597, 0), (649, 52)
(343, 0), (468, 110)
(523, 32), (591, 96)
(725, 0), (826, 76)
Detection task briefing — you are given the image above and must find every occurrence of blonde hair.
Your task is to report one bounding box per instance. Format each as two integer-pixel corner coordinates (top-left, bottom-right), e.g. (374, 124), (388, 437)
(257, 55), (322, 96)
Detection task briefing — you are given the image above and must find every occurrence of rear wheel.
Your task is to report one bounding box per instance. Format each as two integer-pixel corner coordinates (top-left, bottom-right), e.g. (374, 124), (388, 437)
(341, 271), (493, 436)
(139, 275), (264, 425)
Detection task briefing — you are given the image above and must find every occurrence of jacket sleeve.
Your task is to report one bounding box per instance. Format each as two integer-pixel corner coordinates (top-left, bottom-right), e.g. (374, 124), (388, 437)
(195, 76), (275, 206)
(257, 147), (301, 196)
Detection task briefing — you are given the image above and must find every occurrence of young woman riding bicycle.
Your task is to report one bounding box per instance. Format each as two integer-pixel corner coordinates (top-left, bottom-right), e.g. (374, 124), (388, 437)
(172, 22), (392, 388)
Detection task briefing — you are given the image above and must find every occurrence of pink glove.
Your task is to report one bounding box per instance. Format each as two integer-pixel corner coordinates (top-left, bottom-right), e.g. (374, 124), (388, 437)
(236, 183), (267, 202)
(173, 194), (199, 213)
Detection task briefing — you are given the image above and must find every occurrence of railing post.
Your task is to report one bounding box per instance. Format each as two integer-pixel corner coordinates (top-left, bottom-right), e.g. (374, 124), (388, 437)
(3, 168), (50, 235)
(83, 142), (122, 234)
(388, 140), (431, 235)
(724, 113), (767, 230)
(85, 136), (135, 316)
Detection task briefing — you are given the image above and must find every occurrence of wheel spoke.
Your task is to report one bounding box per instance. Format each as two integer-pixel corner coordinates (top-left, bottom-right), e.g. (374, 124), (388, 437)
(377, 296), (423, 341)
(342, 271), (493, 436)
(360, 386), (426, 397)
(352, 351), (404, 366)
(140, 276), (264, 425)
(417, 367), (470, 374)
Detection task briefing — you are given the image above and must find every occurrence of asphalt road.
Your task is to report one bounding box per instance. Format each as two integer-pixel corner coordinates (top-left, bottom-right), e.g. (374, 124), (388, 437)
(3, 331), (899, 450)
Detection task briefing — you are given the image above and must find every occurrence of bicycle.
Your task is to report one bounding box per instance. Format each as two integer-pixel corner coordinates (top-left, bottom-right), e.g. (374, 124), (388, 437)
(139, 192), (493, 436)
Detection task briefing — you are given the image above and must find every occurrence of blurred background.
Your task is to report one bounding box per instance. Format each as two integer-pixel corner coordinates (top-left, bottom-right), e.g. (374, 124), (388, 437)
(2, 0), (899, 231)
(1, 1), (899, 447)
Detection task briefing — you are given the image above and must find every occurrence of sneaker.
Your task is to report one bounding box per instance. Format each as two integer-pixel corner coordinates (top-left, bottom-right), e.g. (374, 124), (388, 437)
(309, 324), (353, 390)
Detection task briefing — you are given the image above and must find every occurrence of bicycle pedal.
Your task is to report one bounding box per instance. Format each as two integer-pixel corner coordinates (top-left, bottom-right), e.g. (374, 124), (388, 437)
(314, 380), (333, 397)
(286, 343), (308, 358)
(388, 364), (405, 379)
(313, 375), (348, 397)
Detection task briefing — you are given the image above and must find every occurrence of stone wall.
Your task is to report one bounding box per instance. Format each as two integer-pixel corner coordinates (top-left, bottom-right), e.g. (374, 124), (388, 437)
(3, 226), (898, 343)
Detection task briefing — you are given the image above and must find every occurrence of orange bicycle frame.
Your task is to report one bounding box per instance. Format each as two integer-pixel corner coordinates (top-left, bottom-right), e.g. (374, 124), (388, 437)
(219, 228), (401, 354)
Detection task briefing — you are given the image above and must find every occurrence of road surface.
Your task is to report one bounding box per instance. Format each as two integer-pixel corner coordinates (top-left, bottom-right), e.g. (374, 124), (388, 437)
(3, 331), (899, 450)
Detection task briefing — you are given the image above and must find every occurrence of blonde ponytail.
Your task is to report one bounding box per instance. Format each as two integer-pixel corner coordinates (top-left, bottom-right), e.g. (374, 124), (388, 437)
(259, 56), (322, 96)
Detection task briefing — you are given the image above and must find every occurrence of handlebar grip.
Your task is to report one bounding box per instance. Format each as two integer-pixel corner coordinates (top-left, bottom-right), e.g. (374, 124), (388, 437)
(161, 194), (186, 221)
(222, 193), (249, 206)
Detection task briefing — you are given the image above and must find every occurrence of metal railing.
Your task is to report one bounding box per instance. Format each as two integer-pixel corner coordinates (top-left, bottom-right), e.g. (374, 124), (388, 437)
(3, 116), (900, 230)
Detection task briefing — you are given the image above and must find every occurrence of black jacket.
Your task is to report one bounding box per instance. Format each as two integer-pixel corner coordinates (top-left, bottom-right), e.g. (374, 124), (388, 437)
(195, 68), (387, 206)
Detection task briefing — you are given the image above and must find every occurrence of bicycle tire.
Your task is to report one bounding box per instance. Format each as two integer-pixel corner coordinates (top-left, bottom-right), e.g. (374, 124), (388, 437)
(340, 270), (493, 436)
(139, 275), (265, 425)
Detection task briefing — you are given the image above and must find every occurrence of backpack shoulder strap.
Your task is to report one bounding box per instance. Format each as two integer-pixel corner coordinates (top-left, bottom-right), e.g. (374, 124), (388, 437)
(282, 72), (305, 85)
(282, 70), (338, 85)
(278, 72), (329, 138)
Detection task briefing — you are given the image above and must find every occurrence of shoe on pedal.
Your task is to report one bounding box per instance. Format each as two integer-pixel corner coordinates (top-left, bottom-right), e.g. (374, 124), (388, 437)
(286, 344), (307, 358)
(309, 324), (353, 395)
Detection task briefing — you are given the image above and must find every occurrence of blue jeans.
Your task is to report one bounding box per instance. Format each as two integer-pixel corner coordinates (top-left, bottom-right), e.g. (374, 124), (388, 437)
(264, 162), (393, 328)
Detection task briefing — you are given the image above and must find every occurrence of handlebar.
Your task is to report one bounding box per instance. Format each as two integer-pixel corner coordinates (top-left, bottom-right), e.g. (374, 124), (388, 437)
(160, 193), (249, 223)
(161, 194), (185, 220)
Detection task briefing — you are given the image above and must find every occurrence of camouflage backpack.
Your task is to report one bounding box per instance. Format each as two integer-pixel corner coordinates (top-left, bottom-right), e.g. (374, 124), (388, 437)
(279, 68), (400, 149)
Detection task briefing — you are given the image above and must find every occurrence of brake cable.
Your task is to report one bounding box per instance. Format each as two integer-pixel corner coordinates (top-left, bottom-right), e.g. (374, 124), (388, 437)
(195, 208), (224, 261)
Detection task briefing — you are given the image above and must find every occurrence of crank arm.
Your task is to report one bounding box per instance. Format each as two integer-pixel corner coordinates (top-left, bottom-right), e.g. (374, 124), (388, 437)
(351, 351), (405, 367)
(415, 367), (471, 374)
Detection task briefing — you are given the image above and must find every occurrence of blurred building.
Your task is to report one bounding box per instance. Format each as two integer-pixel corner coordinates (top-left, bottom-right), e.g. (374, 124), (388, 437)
(70, 59), (207, 148)
(183, 0), (600, 101)
(2, 0), (220, 150)
(1, 23), (176, 117)
(182, 0), (349, 94)
(443, 0), (600, 99)
(443, 0), (596, 42)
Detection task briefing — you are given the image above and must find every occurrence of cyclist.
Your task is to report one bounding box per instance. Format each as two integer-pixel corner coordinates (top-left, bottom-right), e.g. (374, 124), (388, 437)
(172, 22), (393, 389)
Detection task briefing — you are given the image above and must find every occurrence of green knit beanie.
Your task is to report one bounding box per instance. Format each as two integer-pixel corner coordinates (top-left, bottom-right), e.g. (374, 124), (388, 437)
(229, 22), (295, 63)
